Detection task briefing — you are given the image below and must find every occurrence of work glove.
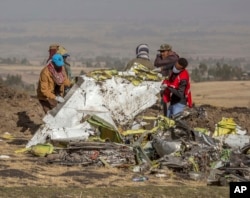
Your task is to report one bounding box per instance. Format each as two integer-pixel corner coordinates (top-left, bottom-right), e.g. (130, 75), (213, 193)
(55, 96), (65, 103)
(152, 68), (161, 73)
(160, 84), (168, 91)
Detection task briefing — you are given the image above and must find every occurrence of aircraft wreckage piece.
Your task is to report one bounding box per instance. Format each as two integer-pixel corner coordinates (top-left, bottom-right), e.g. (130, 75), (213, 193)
(46, 141), (135, 167)
(27, 75), (161, 148)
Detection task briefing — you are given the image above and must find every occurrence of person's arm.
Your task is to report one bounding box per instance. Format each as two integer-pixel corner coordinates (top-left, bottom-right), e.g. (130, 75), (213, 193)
(167, 79), (187, 99)
(64, 64), (72, 80)
(154, 54), (177, 70)
(39, 72), (56, 100)
(154, 54), (164, 68)
(162, 55), (179, 72)
(63, 68), (71, 87)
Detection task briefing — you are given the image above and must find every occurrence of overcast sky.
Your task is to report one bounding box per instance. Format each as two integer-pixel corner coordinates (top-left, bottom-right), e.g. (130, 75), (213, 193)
(1, 0), (250, 23)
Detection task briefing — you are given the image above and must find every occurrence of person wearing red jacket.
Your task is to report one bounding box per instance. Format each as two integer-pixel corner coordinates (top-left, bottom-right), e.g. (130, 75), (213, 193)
(153, 43), (179, 116)
(161, 57), (192, 118)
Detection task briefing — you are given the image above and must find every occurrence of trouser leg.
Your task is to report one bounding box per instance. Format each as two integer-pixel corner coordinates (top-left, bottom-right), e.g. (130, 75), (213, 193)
(161, 100), (168, 117)
(39, 99), (57, 114)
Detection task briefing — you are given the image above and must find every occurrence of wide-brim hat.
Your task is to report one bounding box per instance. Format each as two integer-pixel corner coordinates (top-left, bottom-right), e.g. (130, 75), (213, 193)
(57, 46), (69, 57)
(49, 43), (59, 50)
(158, 44), (172, 51)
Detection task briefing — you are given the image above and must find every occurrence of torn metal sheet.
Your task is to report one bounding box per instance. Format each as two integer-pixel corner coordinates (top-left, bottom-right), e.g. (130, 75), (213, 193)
(215, 134), (250, 149)
(27, 75), (161, 148)
(152, 137), (182, 157)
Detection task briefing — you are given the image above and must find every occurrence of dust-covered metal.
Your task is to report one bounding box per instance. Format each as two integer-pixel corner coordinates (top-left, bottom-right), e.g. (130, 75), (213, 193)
(26, 72), (161, 148)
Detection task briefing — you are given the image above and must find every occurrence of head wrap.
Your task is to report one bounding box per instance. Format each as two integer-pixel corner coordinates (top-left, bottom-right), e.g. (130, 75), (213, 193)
(136, 44), (150, 60)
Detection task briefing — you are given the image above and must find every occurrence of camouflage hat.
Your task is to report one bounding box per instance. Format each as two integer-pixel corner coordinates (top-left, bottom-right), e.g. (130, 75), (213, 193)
(57, 46), (69, 57)
(158, 44), (172, 51)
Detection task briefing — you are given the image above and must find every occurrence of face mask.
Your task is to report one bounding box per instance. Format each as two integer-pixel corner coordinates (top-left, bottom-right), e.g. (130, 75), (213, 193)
(54, 65), (63, 72)
(173, 65), (180, 73)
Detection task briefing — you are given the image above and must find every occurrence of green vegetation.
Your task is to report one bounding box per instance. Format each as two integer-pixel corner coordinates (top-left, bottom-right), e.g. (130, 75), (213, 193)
(0, 57), (30, 65)
(1, 56), (250, 94)
(80, 55), (129, 70)
(191, 62), (244, 82)
(1, 74), (35, 93)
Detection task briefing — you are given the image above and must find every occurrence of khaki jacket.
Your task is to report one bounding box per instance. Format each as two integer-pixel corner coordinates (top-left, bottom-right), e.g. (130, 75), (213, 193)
(124, 58), (154, 71)
(37, 66), (71, 101)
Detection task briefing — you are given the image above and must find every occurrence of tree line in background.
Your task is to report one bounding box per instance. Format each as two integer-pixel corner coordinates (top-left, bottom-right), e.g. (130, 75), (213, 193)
(0, 57), (30, 65)
(191, 62), (246, 82)
(79, 56), (250, 82)
(0, 56), (250, 92)
(189, 57), (250, 82)
(0, 74), (35, 93)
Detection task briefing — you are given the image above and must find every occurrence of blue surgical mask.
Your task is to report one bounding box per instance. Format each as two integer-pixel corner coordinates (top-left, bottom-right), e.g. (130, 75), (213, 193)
(173, 65), (180, 73)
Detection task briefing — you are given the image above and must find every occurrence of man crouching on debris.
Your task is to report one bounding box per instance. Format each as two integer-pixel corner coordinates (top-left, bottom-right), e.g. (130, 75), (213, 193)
(37, 53), (71, 114)
(160, 57), (192, 118)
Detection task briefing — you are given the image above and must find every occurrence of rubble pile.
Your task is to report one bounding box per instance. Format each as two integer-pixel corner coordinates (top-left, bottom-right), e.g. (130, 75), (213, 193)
(17, 68), (250, 186)
(46, 141), (135, 167)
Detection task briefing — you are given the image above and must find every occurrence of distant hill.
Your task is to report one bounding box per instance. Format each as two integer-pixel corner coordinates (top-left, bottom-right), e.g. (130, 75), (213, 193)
(0, 20), (250, 61)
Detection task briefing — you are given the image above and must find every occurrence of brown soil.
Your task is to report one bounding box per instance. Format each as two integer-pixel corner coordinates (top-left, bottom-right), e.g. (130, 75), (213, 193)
(0, 82), (248, 196)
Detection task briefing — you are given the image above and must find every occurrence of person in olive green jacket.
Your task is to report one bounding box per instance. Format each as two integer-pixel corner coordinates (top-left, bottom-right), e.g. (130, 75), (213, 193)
(124, 44), (154, 71)
(37, 53), (71, 114)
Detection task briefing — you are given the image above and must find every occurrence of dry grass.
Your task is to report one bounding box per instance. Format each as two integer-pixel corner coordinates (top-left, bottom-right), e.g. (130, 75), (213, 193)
(191, 81), (250, 108)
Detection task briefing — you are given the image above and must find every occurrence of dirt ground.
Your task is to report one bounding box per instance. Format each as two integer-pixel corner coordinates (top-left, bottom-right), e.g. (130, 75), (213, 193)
(0, 81), (249, 197)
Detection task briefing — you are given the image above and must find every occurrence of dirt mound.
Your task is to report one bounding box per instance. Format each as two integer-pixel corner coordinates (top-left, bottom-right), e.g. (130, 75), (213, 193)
(186, 104), (250, 133)
(0, 82), (44, 135)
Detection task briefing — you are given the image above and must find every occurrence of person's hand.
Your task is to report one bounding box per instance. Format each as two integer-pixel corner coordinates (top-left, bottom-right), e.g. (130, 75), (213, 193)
(160, 84), (168, 91)
(55, 96), (65, 103)
(152, 68), (161, 72)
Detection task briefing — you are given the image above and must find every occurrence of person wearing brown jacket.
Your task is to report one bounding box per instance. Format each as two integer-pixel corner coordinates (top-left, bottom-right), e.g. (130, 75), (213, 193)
(37, 53), (71, 114)
(154, 44), (179, 77)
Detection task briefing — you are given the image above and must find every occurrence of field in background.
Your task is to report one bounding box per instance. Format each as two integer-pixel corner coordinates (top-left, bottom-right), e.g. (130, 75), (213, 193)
(0, 64), (98, 85)
(1, 65), (250, 108)
(191, 81), (250, 108)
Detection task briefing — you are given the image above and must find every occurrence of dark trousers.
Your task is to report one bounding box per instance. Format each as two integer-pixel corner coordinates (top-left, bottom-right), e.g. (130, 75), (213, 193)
(39, 99), (57, 114)
(161, 99), (168, 117)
